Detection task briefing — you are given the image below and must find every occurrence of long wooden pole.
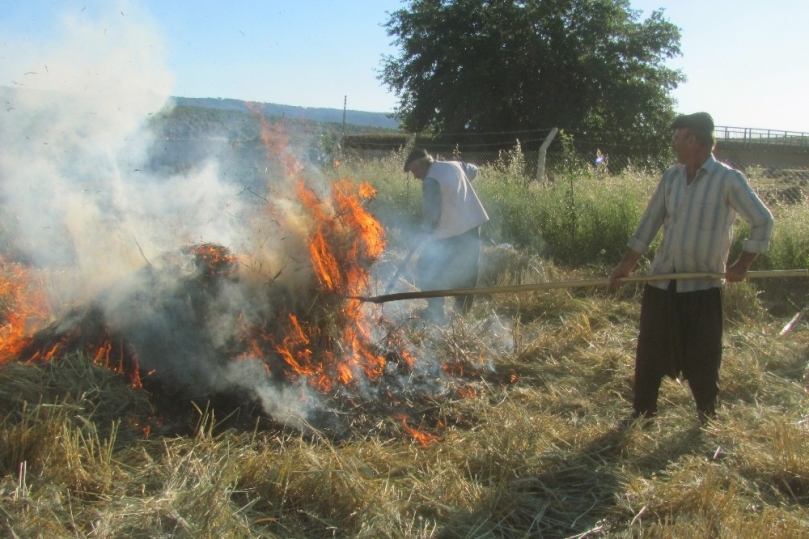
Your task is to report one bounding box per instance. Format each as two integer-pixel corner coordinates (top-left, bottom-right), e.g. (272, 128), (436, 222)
(353, 269), (809, 304)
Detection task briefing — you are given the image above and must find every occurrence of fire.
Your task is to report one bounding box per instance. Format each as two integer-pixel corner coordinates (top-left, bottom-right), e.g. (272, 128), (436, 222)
(186, 243), (238, 277)
(247, 103), (303, 179)
(273, 314), (317, 376)
(358, 182), (376, 200)
(268, 178), (392, 391)
(0, 115), (447, 442)
(0, 260), (52, 363)
(396, 414), (440, 447)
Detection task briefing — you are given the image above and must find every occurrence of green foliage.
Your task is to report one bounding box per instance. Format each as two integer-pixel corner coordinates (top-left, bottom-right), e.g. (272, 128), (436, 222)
(351, 154), (806, 277)
(476, 166), (652, 266)
(147, 105), (261, 140)
(142, 104), (404, 181)
(148, 104), (399, 142)
(732, 205), (809, 272)
(381, 0), (684, 166)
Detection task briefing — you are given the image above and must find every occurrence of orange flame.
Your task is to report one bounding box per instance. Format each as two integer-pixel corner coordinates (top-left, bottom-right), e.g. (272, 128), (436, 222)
(248, 103), (304, 179)
(358, 182), (376, 200)
(266, 177), (393, 392)
(0, 118), (425, 414)
(0, 261), (52, 363)
(395, 414), (440, 447)
(188, 243), (238, 276)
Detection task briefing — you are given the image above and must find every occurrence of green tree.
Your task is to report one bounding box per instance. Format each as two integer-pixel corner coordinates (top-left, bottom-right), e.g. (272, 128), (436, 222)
(380, 0), (685, 168)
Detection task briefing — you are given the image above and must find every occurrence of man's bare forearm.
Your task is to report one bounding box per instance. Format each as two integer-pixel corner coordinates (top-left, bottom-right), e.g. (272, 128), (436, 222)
(609, 249), (642, 288)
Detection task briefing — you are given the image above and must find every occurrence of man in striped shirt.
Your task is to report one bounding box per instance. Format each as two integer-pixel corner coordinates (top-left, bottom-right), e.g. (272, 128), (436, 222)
(610, 112), (774, 422)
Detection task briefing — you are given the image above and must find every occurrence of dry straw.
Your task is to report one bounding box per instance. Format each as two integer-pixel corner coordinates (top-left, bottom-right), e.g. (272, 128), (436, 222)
(2, 264), (809, 536)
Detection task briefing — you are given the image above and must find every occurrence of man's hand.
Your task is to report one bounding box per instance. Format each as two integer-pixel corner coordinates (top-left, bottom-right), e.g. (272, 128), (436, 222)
(610, 250), (642, 289)
(726, 252), (758, 282)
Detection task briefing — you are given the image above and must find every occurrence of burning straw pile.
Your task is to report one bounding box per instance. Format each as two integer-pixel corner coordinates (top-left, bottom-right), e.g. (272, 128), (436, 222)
(0, 170), (481, 438)
(0, 89), (492, 443)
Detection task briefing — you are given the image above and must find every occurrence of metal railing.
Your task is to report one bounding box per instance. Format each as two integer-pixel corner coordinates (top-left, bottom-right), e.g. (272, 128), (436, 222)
(714, 126), (809, 152)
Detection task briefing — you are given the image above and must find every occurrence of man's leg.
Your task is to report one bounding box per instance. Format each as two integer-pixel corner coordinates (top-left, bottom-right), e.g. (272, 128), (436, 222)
(415, 241), (448, 321)
(633, 285), (671, 417)
(450, 228), (481, 314)
(681, 288), (723, 419)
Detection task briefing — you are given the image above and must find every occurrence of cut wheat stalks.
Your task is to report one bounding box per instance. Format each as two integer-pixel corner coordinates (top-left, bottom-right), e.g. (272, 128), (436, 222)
(354, 269), (809, 304)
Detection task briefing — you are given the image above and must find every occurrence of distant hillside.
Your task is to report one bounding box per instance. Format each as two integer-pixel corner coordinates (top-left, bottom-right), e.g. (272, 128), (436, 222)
(174, 97), (400, 130)
(0, 85), (399, 188)
(0, 85), (398, 130)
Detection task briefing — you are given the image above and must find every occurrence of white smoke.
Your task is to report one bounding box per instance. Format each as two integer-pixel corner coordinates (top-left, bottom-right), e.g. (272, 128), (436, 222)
(0, 2), (324, 425)
(1, 2), (173, 285)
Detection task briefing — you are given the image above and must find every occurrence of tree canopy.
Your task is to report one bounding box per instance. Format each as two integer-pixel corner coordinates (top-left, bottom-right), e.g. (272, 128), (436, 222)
(380, 0), (685, 166)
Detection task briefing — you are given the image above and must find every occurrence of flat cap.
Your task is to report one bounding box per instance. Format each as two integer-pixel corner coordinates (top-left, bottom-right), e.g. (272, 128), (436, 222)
(671, 112), (714, 133)
(403, 148), (430, 172)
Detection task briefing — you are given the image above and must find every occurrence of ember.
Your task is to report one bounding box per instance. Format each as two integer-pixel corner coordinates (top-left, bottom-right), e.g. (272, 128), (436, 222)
(396, 413), (441, 447)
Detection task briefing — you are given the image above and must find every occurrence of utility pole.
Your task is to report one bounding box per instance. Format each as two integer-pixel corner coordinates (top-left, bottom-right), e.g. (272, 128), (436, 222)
(342, 95), (347, 137)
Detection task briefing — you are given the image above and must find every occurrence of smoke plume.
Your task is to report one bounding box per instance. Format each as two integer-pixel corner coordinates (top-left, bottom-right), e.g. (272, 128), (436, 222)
(0, 2), (324, 426)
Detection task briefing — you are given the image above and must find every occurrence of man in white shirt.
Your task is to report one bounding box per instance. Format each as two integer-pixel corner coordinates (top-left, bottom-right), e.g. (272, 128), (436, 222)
(403, 148), (489, 323)
(610, 112), (774, 422)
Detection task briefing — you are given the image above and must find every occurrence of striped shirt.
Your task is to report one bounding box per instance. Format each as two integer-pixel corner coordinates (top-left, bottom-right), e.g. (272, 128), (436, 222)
(628, 155), (774, 292)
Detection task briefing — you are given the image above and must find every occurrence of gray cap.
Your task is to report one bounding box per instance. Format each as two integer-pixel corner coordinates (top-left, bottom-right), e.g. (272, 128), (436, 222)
(671, 112), (714, 133)
(403, 148), (430, 172)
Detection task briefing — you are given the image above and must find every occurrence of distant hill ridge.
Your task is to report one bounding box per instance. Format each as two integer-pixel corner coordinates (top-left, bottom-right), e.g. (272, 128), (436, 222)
(0, 85), (398, 130)
(174, 97), (400, 130)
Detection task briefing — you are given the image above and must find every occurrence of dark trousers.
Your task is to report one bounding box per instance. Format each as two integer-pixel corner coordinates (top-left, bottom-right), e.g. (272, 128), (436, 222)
(415, 227), (481, 319)
(634, 283), (723, 418)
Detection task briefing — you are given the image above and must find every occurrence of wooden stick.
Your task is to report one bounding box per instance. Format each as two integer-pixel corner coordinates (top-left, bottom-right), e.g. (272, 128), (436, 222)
(352, 269), (809, 304)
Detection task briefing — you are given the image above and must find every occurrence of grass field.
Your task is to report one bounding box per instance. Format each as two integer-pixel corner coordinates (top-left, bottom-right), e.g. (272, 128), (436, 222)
(1, 155), (809, 538)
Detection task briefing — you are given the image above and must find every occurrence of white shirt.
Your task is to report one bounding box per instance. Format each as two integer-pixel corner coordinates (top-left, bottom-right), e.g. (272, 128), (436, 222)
(423, 161), (489, 241)
(628, 155), (774, 292)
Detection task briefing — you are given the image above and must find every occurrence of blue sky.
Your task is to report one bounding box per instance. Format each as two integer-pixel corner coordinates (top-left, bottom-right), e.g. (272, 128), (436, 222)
(2, 0), (807, 131)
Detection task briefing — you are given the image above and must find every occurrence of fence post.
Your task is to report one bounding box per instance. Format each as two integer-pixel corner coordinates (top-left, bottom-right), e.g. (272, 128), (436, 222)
(536, 127), (559, 184)
(340, 95), (347, 161)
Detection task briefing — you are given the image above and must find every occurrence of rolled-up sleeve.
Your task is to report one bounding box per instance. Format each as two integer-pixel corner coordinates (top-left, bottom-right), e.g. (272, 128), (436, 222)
(728, 175), (774, 253)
